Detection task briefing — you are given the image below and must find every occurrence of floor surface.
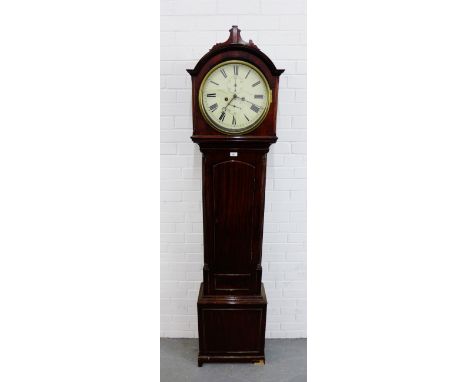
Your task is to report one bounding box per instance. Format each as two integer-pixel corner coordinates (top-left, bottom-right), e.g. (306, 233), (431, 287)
(160, 338), (306, 382)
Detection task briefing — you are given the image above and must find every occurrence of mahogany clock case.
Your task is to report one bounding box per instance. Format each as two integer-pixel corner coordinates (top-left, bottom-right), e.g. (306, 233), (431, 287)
(188, 27), (284, 140)
(187, 26), (284, 366)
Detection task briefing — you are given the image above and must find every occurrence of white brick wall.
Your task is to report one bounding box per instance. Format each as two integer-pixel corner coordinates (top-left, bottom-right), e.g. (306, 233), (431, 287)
(160, 0), (306, 338)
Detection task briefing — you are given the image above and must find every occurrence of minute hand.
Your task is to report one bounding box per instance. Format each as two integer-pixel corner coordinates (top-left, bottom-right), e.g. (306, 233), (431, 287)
(222, 94), (237, 111)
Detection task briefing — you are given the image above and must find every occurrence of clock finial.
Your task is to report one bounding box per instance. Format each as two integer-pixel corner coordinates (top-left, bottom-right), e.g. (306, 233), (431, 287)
(209, 25), (258, 50)
(230, 25), (241, 43)
(187, 26), (284, 76)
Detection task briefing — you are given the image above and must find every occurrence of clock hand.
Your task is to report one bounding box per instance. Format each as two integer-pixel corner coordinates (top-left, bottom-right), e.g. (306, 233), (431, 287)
(222, 93), (238, 111)
(240, 96), (261, 107)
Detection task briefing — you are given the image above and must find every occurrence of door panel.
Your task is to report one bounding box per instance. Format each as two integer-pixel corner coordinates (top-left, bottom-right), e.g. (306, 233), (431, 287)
(212, 160), (255, 272)
(200, 308), (264, 353)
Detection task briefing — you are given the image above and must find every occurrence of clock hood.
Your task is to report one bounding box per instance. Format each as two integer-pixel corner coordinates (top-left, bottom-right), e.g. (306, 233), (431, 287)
(187, 26), (284, 140)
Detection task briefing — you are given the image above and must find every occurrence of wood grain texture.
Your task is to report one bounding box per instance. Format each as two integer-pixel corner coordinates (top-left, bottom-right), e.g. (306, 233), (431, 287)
(200, 148), (268, 296)
(188, 26), (283, 365)
(197, 283), (267, 366)
(187, 26), (283, 140)
(213, 160), (255, 272)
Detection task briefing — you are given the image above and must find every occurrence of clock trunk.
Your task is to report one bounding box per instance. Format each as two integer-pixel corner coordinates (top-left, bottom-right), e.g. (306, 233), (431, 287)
(201, 147), (268, 296)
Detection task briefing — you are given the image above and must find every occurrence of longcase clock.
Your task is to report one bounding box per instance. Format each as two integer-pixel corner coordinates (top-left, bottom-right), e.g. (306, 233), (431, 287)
(187, 26), (284, 366)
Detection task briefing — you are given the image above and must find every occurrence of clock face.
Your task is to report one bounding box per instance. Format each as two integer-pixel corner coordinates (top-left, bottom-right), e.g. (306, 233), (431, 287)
(199, 60), (271, 134)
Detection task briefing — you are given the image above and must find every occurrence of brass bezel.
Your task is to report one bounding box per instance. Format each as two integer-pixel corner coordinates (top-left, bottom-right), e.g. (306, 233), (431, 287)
(198, 60), (272, 135)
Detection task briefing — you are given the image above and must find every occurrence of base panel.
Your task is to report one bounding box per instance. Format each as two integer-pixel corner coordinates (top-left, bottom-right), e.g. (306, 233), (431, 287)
(197, 283), (267, 366)
(198, 355), (265, 367)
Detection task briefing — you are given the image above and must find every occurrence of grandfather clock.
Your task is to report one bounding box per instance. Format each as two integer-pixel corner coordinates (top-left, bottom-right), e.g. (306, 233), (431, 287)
(187, 26), (284, 366)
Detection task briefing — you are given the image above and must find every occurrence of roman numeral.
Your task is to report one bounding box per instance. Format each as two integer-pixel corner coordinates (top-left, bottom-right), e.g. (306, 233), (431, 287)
(207, 93), (216, 97)
(210, 80), (219, 85)
(232, 116), (236, 126)
(254, 94), (264, 99)
(250, 104), (260, 113)
(220, 69), (227, 78)
(209, 103), (218, 112)
(233, 65), (238, 75)
(244, 114), (250, 121)
(245, 69), (251, 79)
(252, 81), (260, 87)
(219, 111), (226, 121)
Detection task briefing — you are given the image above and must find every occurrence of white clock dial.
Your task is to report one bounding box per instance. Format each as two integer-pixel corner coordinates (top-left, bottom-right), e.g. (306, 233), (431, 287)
(199, 60), (271, 134)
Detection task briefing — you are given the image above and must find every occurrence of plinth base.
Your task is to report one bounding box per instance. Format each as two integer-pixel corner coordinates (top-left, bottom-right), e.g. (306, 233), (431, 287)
(197, 283), (267, 366)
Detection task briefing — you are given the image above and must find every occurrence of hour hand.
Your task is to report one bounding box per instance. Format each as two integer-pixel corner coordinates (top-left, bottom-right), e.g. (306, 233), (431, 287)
(240, 96), (254, 105)
(240, 97), (263, 111)
(222, 95), (235, 111)
(222, 94), (238, 111)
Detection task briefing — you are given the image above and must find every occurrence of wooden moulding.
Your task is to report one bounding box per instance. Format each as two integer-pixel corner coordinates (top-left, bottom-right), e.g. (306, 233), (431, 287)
(192, 135), (277, 150)
(197, 283), (267, 367)
(187, 25), (284, 78)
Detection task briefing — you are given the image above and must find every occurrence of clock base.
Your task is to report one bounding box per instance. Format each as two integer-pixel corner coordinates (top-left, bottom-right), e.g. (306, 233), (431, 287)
(197, 283), (267, 366)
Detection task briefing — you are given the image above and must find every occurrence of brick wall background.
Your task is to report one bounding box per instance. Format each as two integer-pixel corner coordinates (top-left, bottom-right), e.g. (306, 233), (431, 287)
(160, 0), (306, 338)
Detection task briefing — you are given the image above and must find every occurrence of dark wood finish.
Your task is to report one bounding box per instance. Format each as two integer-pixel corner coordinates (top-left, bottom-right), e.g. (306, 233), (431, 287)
(187, 25), (284, 140)
(201, 146), (269, 296)
(197, 283), (267, 367)
(187, 26), (283, 366)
